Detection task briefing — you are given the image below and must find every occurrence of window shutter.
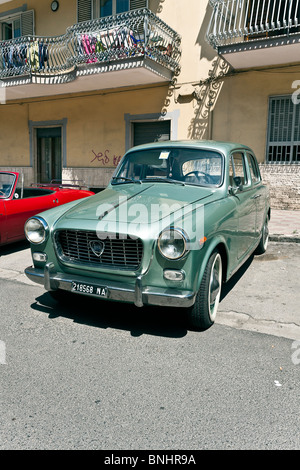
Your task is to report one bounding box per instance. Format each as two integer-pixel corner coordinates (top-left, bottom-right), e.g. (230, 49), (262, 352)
(21, 10), (35, 36)
(130, 0), (148, 10)
(77, 0), (92, 23)
(133, 121), (170, 146)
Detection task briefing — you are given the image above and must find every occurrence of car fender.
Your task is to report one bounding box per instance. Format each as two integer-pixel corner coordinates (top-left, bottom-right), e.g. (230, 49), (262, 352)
(194, 234), (229, 293)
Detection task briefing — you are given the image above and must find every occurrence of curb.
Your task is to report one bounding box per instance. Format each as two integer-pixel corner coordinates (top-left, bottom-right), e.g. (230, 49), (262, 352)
(269, 234), (300, 243)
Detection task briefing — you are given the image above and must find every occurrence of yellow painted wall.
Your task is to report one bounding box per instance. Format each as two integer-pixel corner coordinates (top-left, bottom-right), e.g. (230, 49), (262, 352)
(0, 84), (169, 171)
(0, 103), (30, 165)
(212, 65), (300, 162)
(0, 0), (76, 36)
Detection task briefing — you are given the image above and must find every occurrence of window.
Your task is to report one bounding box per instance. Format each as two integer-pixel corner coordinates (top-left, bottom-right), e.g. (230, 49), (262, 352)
(2, 18), (21, 40)
(0, 10), (34, 40)
(100, 0), (129, 17)
(267, 96), (300, 164)
(78, 0), (148, 22)
(113, 148), (223, 188)
(247, 153), (261, 184)
(230, 152), (248, 187)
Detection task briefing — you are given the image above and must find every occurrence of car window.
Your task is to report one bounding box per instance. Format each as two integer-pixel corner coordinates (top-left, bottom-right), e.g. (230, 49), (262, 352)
(0, 173), (16, 198)
(113, 148), (224, 187)
(229, 152), (248, 188)
(246, 153), (261, 184)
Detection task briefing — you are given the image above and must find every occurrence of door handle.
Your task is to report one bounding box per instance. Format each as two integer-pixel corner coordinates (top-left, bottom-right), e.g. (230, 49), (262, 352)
(251, 194), (261, 199)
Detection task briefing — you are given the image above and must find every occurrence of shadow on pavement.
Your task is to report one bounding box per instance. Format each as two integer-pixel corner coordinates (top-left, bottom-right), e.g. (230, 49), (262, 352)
(0, 240), (29, 257)
(29, 252), (255, 338)
(220, 254), (254, 302)
(31, 291), (189, 339)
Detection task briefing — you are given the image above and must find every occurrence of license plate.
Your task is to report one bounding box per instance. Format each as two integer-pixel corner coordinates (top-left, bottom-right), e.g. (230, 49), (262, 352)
(71, 281), (108, 298)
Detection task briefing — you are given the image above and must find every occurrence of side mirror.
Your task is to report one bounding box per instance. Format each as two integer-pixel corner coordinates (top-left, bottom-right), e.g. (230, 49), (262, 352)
(229, 176), (243, 195)
(233, 176), (243, 188)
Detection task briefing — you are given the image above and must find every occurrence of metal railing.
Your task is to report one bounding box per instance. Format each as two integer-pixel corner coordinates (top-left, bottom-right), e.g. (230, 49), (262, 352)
(207, 0), (300, 48)
(0, 9), (181, 84)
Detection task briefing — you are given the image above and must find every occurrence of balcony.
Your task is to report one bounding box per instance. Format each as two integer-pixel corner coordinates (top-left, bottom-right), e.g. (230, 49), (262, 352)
(206, 0), (300, 69)
(0, 8), (181, 101)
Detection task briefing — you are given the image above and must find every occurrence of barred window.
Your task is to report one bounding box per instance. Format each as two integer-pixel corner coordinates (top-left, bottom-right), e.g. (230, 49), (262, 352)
(266, 96), (300, 164)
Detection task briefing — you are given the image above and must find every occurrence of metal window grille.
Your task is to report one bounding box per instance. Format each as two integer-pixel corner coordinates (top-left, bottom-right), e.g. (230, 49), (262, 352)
(267, 96), (300, 164)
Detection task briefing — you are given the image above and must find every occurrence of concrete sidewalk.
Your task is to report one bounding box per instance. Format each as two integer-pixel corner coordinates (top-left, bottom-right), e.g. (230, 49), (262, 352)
(269, 209), (300, 242)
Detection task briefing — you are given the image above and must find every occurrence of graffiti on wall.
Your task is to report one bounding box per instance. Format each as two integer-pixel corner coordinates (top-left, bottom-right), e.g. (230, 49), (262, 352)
(91, 149), (122, 167)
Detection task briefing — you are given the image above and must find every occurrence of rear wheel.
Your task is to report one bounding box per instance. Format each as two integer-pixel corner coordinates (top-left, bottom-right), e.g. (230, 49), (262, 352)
(187, 251), (222, 330)
(255, 216), (269, 255)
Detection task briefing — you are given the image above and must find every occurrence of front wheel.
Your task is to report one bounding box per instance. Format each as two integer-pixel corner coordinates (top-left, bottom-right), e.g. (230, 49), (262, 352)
(187, 251), (223, 330)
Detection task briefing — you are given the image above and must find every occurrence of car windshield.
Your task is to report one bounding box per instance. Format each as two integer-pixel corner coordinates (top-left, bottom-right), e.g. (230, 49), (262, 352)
(112, 148), (223, 187)
(0, 173), (16, 198)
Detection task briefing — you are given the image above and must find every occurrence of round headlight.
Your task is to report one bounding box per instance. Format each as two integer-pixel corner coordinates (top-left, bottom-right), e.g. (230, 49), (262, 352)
(25, 217), (48, 244)
(158, 228), (189, 260)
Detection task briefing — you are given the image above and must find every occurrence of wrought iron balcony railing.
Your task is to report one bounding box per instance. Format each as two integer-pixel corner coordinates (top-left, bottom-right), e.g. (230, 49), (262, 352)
(207, 0), (300, 48)
(0, 8), (181, 85)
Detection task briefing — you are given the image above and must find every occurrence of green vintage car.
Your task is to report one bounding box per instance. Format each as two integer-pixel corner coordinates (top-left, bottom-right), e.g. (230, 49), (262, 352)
(25, 141), (270, 329)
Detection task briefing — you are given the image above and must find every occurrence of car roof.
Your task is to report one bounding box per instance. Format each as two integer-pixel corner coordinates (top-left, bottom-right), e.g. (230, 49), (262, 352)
(127, 140), (253, 155)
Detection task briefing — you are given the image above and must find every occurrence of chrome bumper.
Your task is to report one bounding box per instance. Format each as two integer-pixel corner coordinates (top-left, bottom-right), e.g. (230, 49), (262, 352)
(25, 263), (195, 308)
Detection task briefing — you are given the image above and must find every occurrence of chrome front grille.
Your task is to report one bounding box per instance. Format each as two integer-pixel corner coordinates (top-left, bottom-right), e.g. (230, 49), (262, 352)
(55, 229), (143, 270)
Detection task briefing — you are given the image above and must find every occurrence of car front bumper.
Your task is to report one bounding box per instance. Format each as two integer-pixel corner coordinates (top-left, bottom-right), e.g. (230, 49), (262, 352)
(25, 262), (196, 308)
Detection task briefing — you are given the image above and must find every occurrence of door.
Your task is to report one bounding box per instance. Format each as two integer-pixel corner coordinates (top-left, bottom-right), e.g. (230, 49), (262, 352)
(0, 200), (6, 244)
(36, 127), (62, 184)
(230, 152), (256, 259)
(246, 152), (266, 236)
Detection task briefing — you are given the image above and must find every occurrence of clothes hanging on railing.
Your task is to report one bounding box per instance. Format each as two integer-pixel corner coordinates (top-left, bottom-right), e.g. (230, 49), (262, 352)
(78, 26), (137, 64)
(38, 42), (49, 69)
(1, 42), (28, 69)
(1, 40), (49, 72)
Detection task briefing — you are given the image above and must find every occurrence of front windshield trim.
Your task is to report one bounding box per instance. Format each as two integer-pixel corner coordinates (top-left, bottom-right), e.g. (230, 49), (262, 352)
(0, 172), (17, 199)
(113, 146), (225, 189)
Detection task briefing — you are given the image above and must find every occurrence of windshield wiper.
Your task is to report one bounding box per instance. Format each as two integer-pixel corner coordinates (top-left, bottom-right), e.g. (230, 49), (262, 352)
(111, 176), (142, 184)
(142, 177), (185, 186)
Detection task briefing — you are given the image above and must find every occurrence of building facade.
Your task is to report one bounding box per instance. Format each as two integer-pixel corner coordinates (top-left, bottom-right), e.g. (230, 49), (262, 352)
(0, 0), (299, 208)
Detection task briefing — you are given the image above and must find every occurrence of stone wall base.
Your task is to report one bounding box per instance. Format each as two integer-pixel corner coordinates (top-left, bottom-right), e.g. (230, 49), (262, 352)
(259, 164), (300, 210)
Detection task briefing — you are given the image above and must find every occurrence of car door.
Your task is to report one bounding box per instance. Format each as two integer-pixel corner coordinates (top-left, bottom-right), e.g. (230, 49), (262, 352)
(246, 152), (266, 236)
(0, 200), (6, 245)
(230, 151), (256, 259)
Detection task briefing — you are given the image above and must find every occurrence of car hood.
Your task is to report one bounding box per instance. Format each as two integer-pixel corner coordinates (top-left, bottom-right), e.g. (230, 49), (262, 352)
(61, 183), (217, 224)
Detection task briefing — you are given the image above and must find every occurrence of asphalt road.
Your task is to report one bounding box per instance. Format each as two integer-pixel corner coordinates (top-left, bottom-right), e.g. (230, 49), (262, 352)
(0, 242), (299, 450)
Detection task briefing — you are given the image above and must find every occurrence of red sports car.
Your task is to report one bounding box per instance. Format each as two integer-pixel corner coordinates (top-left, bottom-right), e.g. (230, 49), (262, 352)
(0, 171), (94, 246)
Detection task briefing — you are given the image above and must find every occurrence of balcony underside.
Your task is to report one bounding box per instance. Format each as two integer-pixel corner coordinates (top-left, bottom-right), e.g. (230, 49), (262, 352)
(1, 56), (173, 101)
(218, 33), (300, 69)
